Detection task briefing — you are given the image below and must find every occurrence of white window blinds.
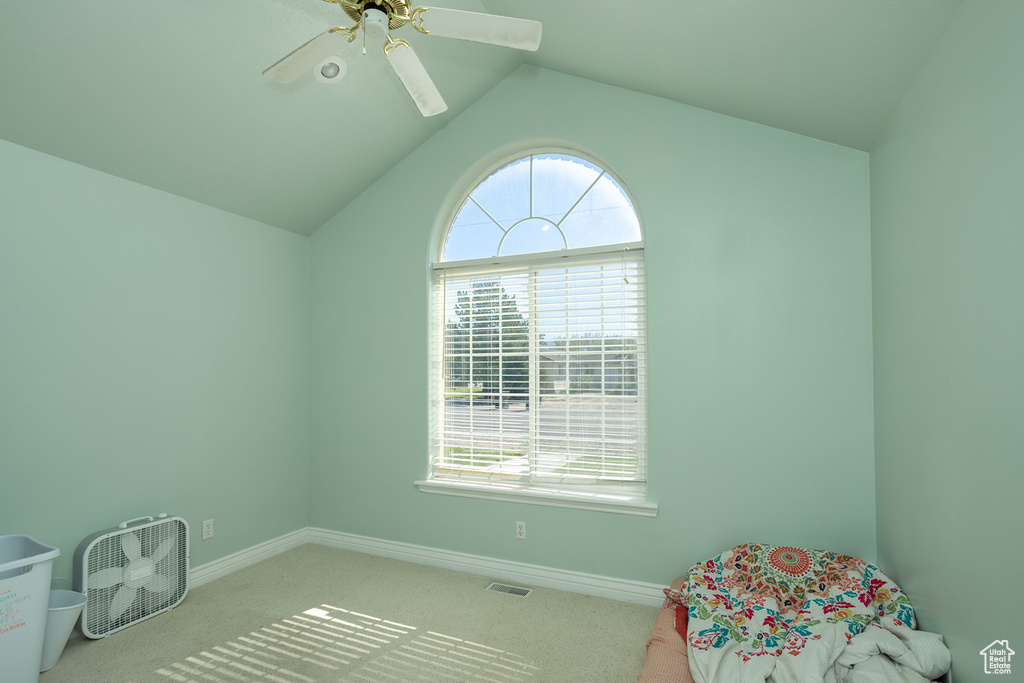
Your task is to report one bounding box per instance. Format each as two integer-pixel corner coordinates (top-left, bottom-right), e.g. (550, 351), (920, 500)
(430, 249), (646, 492)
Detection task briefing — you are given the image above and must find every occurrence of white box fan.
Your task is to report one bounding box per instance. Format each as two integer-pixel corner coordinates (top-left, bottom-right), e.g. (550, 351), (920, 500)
(73, 514), (189, 638)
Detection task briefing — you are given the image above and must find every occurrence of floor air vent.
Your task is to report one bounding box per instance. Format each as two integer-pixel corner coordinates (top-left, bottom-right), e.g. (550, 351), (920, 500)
(486, 582), (533, 597)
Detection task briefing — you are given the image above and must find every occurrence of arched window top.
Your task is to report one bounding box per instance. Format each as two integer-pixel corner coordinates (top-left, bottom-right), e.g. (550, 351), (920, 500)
(440, 152), (641, 263)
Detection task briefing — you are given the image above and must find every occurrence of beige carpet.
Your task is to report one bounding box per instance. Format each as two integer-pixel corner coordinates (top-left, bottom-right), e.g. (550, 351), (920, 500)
(40, 544), (661, 682)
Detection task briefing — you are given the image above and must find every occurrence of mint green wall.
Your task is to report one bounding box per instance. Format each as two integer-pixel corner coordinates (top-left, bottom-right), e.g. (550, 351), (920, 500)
(0, 139), (310, 583)
(0, 66), (877, 613)
(871, 2), (1024, 680)
(309, 67), (876, 584)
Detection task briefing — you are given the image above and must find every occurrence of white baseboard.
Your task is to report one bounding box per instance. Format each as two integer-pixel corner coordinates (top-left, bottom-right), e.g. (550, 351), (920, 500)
(189, 527), (666, 607)
(306, 527), (666, 607)
(189, 529), (308, 588)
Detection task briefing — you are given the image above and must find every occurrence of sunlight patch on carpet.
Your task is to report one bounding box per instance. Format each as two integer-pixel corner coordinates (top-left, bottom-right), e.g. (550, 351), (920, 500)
(153, 603), (540, 682)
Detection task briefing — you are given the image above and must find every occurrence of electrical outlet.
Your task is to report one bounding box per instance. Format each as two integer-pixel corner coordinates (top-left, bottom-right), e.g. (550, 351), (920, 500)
(515, 521), (526, 540)
(202, 519), (214, 540)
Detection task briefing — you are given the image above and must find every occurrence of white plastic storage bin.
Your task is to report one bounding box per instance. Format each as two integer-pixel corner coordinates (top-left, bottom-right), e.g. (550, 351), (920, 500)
(0, 535), (60, 683)
(40, 589), (87, 672)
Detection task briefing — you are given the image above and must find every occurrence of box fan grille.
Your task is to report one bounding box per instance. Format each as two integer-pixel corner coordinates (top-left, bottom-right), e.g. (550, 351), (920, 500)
(74, 515), (189, 638)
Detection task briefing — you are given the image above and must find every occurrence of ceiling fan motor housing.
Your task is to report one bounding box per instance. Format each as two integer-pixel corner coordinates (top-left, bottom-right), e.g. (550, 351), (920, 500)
(342, 0), (412, 29)
(362, 7), (390, 45)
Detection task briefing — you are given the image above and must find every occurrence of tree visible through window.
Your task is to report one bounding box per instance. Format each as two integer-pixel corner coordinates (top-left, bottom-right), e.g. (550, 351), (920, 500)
(425, 152), (649, 509)
(444, 280), (529, 410)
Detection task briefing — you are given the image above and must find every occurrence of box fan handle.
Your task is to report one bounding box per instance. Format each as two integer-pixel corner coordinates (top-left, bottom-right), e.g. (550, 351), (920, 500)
(118, 516), (155, 529)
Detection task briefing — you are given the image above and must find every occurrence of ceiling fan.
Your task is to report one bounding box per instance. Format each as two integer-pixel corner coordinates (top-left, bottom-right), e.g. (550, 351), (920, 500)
(263, 0), (542, 117)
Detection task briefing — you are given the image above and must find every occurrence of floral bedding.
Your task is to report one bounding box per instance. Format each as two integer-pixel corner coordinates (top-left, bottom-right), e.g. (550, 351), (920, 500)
(664, 544), (950, 682)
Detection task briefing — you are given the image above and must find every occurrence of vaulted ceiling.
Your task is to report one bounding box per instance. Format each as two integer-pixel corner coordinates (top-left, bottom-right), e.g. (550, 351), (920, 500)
(0, 0), (960, 235)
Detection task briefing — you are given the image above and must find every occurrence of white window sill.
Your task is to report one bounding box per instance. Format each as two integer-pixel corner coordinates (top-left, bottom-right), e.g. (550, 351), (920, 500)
(414, 479), (658, 517)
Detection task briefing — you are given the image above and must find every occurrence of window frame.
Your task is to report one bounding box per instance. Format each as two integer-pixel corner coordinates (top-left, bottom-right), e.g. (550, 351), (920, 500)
(417, 150), (656, 517)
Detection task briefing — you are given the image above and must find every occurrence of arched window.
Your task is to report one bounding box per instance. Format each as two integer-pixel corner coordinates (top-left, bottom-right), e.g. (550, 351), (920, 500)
(419, 152), (652, 515)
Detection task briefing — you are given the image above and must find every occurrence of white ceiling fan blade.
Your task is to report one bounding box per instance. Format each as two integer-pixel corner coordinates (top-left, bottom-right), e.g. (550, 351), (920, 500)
(87, 566), (124, 590)
(416, 7), (542, 51)
(121, 532), (142, 562)
(108, 585), (138, 623)
(149, 537), (176, 564)
(385, 39), (447, 117)
(263, 30), (352, 84)
(144, 573), (173, 594)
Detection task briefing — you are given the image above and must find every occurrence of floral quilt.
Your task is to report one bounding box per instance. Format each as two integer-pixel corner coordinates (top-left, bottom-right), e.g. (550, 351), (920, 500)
(665, 544), (950, 682)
